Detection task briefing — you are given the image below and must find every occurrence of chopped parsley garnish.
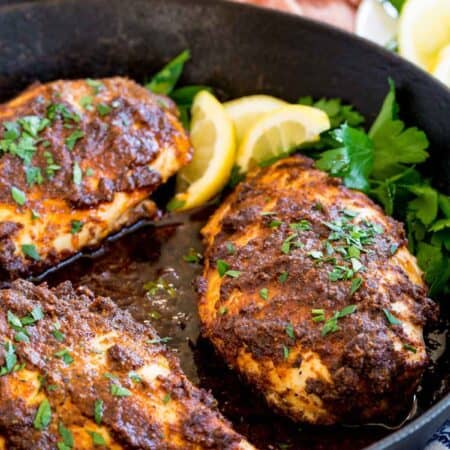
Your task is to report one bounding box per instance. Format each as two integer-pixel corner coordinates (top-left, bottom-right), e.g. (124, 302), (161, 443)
(88, 431), (106, 446)
(144, 277), (176, 297)
(43, 150), (61, 178)
(304, 80), (448, 295)
(219, 306), (228, 315)
(162, 392), (171, 404)
(290, 220), (311, 231)
(85, 167), (94, 177)
(66, 130), (84, 150)
(33, 399), (52, 430)
(383, 308), (402, 326)
(403, 343), (417, 353)
(21, 244), (40, 261)
(72, 162), (82, 185)
(270, 220), (283, 228)
(0, 341), (18, 376)
(278, 271), (289, 283)
(129, 371), (142, 383)
(285, 323), (295, 339)
(259, 288), (269, 301)
(86, 79), (104, 94)
(209, 260), (240, 278)
(110, 384), (132, 397)
(282, 345), (290, 360)
(226, 242), (235, 255)
(147, 336), (172, 345)
(47, 103), (80, 124)
(311, 309), (325, 322)
(350, 277), (363, 296)
(94, 399), (104, 424)
(31, 209), (41, 220)
(57, 421), (74, 449)
(11, 186), (26, 205)
(52, 322), (65, 342)
(97, 103), (112, 116)
(321, 305), (357, 336)
(390, 243), (399, 255)
(54, 348), (73, 365)
(7, 306), (44, 343)
(80, 95), (94, 110)
(25, 166), (43, 186)
(70, 220), (84, 234)
(183, 248), (202, 263)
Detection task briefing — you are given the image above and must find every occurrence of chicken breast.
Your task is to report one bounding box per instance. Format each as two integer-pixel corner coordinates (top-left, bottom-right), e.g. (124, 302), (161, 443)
(198, 155), (438, 425)
(0, 280), (254, 450)
(0, 77), (191, 278)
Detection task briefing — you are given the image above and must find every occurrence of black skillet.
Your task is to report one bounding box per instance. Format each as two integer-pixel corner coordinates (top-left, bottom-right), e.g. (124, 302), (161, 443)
(0, 0), (448, 449)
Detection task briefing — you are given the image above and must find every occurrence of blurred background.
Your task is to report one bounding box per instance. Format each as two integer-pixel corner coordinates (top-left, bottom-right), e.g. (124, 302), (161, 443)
(234, 0), (450, 87)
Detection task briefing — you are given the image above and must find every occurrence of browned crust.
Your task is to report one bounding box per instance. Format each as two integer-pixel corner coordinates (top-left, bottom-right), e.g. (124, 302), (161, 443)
(199, 155), (438, 424)
(0, 280), (251, 449)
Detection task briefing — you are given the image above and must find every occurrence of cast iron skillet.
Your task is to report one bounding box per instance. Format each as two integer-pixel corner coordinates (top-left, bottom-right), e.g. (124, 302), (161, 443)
(0, 0), (448, 449)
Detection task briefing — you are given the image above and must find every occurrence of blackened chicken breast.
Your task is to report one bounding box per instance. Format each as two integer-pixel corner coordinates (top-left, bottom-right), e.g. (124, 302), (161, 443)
(0, 280), (254, 450)
(199, 155), (437, 425)
(0, 77), (191, 278)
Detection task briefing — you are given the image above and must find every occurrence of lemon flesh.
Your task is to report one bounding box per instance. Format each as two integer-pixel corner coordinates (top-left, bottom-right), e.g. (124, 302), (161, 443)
(224, 95), (287, 145)
(173, 91), (235, 211)
(399, 0), (450, 74)
(236, 105), (330, 172)
(433, 44), (450, 86)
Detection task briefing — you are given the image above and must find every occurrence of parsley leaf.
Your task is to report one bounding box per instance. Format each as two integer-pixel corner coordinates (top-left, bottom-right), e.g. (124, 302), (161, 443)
(146, 50), (191, 95)
(33, 399), (52, 430)
(298, 96), (364, 128)
(21, 244), (40, 261)
(316, 124), (373, 192)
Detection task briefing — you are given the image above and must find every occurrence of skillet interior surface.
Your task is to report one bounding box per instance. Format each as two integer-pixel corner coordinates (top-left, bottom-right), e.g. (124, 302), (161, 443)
(0, 0), (448, 449)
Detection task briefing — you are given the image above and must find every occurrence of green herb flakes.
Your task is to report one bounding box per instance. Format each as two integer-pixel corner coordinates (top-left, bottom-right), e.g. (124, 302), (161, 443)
(66, 130), (84, 151)
(88, 431), (106, 446)
(72, 162), (82, 185)
(54, 348), (73, 365)
(97, 103), (111, 116)
(110, 384), (132, 397)
(70, 220), (84, 234)
(33, 399), (52, 430)
(162, 392), (171, 404)
(383, 308), (402, 326)
(58, 421), (74, 449)
(21, 244), (40, 261)
(11, 186), (26, 205)
(94, 399), (104, 425)
(259, 288), (269, 301)
(278, 271), (289, 283)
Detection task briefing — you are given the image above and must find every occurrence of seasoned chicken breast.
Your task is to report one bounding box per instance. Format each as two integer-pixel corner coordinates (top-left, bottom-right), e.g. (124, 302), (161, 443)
(0, 280), (254, 450)
(199, 155), (438, 425)
(0, 77), (191, 278)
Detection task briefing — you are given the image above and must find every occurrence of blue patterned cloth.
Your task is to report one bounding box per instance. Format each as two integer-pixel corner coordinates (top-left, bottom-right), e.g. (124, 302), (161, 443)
(426, 420), (450, 450)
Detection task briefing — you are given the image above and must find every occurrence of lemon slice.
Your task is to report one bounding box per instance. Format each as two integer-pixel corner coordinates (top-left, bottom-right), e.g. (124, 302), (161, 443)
(224, 95), (288, 145)
(170, 90), (235, 211)
(433, 44), (450, 86)
(399, 0), (450, 74)
(236, 105), (330, 172)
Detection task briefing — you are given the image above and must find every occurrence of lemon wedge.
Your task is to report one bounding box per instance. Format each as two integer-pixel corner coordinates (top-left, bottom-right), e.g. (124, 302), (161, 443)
(399, 0), (450, 75)
(170, 90), (235, 211)
(236, 105), (330, 172)
(224, 95), (288, 145)
(433, 44), (450, 86)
